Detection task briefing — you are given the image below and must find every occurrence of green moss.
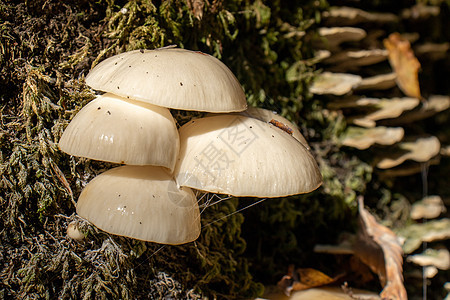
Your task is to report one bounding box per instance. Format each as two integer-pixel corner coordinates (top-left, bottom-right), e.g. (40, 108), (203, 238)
(0, 0), (347, 298)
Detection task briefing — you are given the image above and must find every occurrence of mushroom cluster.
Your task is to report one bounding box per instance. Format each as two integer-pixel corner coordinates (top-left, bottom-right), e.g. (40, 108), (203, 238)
(60, 47), (322, 244)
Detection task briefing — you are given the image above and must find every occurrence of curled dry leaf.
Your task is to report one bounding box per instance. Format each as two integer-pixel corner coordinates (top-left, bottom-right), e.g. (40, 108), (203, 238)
(355, 196), (407, 300)
(277, 265), (340, 296)
(383, 32), (421, 99)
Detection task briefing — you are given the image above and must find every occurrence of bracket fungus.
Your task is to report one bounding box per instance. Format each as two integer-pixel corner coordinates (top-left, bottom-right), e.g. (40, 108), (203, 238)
(377, 136), (441, 169)
(76, 166), (200, 244)
(174, 115), (322, 198)
(310, 72), (362, 96)
(85, 48), (247, 112)
(341, 126), (404, 150)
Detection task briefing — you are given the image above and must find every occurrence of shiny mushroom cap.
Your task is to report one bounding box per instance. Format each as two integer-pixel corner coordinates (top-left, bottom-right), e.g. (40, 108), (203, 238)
(174, 115), (322, 197)
(85, 48), (247, 112)
(239, 107), (310, 150)
(58, 93), (179, 171)
(76, 165), (200, 245)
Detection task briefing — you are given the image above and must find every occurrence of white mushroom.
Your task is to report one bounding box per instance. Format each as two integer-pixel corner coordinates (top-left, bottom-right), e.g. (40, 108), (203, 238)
(85, 48), (247, 112)
(239, 107), (310, 149)
(174, 115), (322, 197)
(59, 93), (179, 170)
(76, 165), (200, 244)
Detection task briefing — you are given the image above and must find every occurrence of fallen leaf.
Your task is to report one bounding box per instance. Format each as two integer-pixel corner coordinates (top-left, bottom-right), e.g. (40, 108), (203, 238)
(383, 32), (421, 99)
(277, 266), (340, 296)
(355, 196), (407, 300)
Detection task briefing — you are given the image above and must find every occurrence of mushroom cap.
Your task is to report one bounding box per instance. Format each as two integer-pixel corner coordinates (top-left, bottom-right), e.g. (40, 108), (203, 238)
(85, 48), (247, 112)
(58, 93), (179, 170)
(76, 165), (200, 244)
(239, 107), (310, 149)
(174, 115), (322, 197)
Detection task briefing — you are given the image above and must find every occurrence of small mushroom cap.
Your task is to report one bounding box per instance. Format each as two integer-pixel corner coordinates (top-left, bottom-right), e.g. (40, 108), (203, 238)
(174, 115), (322, 197)
(85, 48), (247, 112)
(239, 107), (310, 149)
(67, 221), (85, 241)
(58, 93), (179, 170)
(76, 165), (200, 244)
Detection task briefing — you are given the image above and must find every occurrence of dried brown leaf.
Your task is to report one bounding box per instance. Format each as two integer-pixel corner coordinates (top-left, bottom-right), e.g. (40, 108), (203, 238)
(355, 196), (407, 300)
(277, 266), (340, 296)
(383, 33), (421, 99)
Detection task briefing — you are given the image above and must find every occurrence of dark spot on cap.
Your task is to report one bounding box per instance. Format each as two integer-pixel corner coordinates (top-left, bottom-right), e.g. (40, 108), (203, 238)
(272, 135), (274, 137)
(139, 222), (142, 224)
(114, 62), (117, 65)
(107, 111), (111, 115)
(117, 86), (120, 89)
(118, 194), (121, 197)
(146, 71), (149, 74)
(128, 65), (131, 68)
(140, 49), (144, 53)
(250, 126), (253, 128)
(180, 82), (183, 86)
(97, 107), (101, 110)
(123, 205), (126, 208)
